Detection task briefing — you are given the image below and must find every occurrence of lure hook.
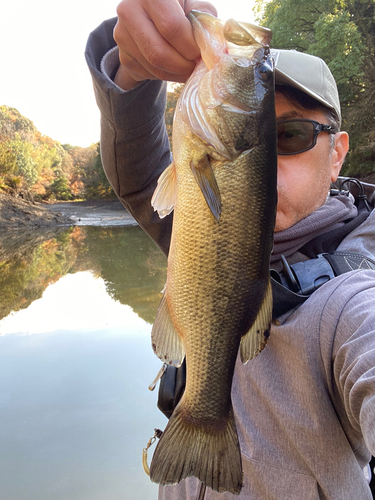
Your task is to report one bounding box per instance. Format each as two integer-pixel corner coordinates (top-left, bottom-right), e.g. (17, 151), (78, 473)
(142, 429), (163, 476)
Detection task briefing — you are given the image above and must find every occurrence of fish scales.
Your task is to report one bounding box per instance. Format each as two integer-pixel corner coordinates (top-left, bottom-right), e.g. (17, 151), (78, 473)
(149, 11), (277, 495)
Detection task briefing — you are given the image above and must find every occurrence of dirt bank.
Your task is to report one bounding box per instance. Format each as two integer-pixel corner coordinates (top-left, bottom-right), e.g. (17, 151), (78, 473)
(0, 194), (74, 230)
(0, 195), (137, 231)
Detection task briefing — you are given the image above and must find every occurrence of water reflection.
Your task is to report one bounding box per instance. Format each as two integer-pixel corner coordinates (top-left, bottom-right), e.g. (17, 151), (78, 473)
(0, 226), (168, 500)
(0, 226), (167, 324)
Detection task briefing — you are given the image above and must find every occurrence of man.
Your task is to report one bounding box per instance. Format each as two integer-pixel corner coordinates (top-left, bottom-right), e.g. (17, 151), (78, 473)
(85, 0), (375, 498)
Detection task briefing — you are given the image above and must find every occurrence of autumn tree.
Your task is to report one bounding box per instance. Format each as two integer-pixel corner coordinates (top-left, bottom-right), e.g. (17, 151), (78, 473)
(0, 106), (112, 200)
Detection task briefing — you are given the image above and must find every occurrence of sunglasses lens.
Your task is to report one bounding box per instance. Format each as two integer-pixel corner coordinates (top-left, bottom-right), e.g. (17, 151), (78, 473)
(277, 121), (315, 155)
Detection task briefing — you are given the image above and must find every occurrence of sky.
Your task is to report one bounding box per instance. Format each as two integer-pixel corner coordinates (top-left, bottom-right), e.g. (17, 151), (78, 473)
(1, 0), (257, 147)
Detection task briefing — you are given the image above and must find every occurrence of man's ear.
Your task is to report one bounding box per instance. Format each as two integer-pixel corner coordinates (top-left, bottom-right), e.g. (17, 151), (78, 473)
(330, 131), (349, 182)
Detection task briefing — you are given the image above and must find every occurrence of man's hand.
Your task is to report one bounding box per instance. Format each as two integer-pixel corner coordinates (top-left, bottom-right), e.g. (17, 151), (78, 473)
(113, 0), (217, 90)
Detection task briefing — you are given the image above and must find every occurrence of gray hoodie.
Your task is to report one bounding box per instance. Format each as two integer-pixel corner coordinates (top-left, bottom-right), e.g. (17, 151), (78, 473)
(86, 19), (375, 499)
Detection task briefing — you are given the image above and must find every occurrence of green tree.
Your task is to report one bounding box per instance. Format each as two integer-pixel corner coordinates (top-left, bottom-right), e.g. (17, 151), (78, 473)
(0, 135), (38, 187)
(47, 175), (73, 200)
(81, 143), (114, 199)
(255, 0), (375, 178)
(0, 139), (18, 176)
(12, 136), (38, 185)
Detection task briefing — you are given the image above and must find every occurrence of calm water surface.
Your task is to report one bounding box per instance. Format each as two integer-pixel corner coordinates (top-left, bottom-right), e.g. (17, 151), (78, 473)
(0, 225), (169, 500)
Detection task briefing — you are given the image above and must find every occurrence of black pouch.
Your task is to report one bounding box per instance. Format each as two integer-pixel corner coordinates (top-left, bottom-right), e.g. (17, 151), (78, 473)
(157, 359), (186, 419)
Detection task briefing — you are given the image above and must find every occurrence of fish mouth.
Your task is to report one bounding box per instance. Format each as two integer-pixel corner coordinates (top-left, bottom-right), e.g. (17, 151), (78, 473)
(181, 10), (275, 160)
(187, 10), (272, 73)
(188, 10), (272, 44)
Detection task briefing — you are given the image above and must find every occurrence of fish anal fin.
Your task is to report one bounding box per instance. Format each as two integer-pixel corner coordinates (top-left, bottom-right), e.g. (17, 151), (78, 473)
(150, 404), (243, 494)
(151, 292), (185, 367)
(151, 162), (177, 219)
(240, 280), (272, 364)
(191, 155), (221, 220)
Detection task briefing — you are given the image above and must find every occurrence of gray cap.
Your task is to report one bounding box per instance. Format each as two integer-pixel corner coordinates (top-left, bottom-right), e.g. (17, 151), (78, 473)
(271, 49), (341, 124)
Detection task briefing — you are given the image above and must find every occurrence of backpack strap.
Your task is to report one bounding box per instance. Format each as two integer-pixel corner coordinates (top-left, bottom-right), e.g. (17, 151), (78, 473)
(271, 252), (375, 319)
(300, 177), (374, 257)
(325, 251), (375, 275)
(157, 359), (186, 419)
(271, 275), (308, 319)
(298, 211), (371, 257)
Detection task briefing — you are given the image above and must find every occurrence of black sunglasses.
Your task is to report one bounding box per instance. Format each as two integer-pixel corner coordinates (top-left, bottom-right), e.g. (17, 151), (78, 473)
(277, 119), (338, 155)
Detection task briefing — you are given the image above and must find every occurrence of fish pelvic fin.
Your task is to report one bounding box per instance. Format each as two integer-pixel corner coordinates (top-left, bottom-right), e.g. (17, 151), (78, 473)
(191, 156), (221, 220)
(150, 404), (243, 495)
(152, 292), (185, 367)
(151, 162), (177, 219)
(240, 279), (272, 364)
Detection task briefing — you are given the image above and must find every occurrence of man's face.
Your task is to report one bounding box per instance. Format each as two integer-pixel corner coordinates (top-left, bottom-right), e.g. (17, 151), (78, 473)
(274, 91), (349, 232)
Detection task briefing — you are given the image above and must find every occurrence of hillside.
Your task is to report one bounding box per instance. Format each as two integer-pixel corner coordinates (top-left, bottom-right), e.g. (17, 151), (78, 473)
(0, 105), (113, 201)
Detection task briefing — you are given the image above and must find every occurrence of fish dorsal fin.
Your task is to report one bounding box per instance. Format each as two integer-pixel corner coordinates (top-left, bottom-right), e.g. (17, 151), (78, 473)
(152, 292), (185, 367)
(151, 162), (177, 218)
(240, 280), (272, 364)
(190, 155), (221, 220)
(224, 19), (260, 47)
(224, 19), (272, 47)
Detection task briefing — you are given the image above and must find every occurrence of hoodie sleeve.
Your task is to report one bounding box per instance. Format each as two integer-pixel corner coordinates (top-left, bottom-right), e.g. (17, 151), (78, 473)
(322, 270), (375, 459)
(85, 18), (172, 256)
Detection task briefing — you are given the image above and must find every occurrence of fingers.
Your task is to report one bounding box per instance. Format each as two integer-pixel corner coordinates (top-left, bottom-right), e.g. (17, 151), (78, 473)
(146, 0), (201, 63)
(114, 0), (201, 86)
(113, 0), (218, 88)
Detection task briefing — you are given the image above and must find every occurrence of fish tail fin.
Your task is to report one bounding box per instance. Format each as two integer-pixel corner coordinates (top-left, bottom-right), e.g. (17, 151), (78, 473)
(150, 404), (243, 495)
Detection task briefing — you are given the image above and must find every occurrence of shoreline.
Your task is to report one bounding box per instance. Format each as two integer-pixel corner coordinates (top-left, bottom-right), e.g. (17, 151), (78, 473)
(0, 194), (73, 230)
(0, 195), (137, 230)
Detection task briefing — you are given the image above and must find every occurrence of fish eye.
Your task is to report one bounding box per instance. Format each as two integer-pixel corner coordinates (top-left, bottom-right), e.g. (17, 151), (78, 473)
(257, 63), (272, 80)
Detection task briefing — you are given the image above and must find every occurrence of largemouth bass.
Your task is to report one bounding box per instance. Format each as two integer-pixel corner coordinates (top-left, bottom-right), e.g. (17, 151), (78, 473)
(150, 11), (277, 495)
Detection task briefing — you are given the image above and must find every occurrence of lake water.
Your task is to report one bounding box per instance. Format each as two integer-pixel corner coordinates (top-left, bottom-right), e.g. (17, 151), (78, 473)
(0, 224), (169, 500)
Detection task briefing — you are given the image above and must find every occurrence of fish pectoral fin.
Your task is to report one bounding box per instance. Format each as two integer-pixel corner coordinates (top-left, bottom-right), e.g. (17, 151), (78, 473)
(152, 293), (185, 367)
(240, 280), (272, 364)
(151, 162), (177, 218)
(191, 155), (221, 220)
